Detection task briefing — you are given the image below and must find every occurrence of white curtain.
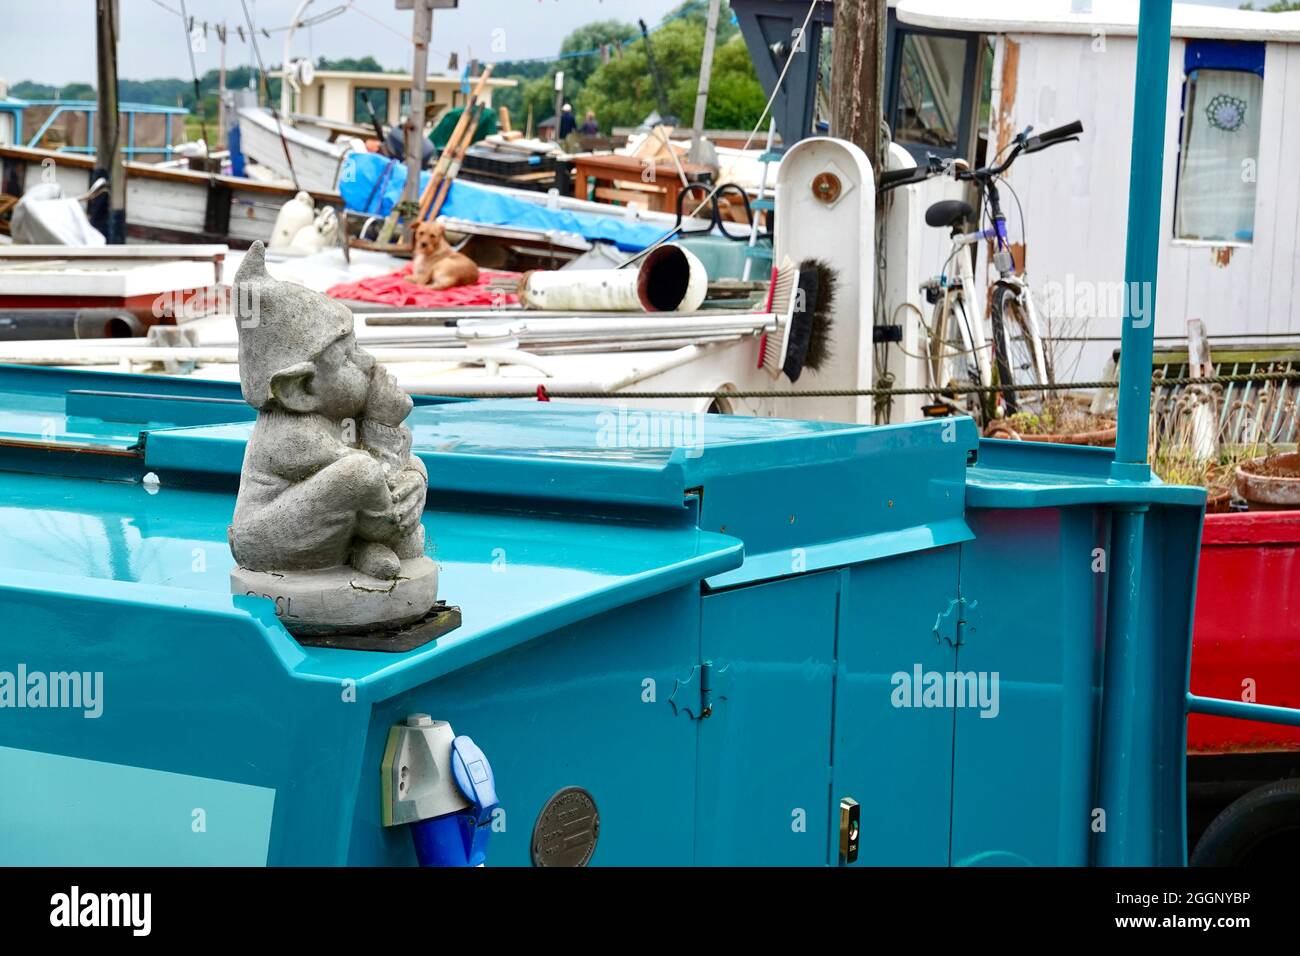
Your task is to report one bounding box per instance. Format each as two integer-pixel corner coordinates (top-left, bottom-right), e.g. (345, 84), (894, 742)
(1175, 68), (1262, 242)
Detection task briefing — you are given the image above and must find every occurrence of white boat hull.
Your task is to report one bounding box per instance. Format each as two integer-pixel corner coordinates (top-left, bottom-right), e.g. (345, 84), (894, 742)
(237, 108), (349, 193)
(0, 145), (343, 248)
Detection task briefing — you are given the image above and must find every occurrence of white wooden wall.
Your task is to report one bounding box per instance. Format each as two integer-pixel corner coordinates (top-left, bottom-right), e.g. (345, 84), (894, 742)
(990, 32), (1300, 382)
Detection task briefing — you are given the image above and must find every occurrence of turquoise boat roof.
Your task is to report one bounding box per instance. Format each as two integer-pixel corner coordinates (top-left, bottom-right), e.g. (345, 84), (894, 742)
(0, 365), (1201, 692)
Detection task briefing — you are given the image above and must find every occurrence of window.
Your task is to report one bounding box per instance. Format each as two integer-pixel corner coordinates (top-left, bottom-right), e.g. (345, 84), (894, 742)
(353, 86), (389, 125)
(400, 89), (411, 117)
(1174, 41), (1264, 243)
(893, 33), (967, 151)
(884, 17), (982, 163)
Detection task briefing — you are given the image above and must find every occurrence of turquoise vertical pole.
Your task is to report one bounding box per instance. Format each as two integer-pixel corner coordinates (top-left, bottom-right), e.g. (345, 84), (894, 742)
(1096, 0), (1175, 867)
(1111, 0), (1172, 482)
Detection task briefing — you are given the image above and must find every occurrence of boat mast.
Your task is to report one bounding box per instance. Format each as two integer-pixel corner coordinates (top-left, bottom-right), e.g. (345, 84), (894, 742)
(688, 0), (723, 164)
(401, 0), (436, 215)
(93, 0), (125, 244)
(218, 22), (227, 149)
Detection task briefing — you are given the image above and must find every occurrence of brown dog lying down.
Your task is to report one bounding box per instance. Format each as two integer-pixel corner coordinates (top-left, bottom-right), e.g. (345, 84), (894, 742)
(410, 221), (480, 291)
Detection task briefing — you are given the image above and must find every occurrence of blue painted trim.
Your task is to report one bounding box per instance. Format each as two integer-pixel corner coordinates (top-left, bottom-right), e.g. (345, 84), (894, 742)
(1184, 39), (1265, 77)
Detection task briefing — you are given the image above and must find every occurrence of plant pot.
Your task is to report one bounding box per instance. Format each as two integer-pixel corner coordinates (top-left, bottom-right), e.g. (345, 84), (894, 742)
(1206, 488), (1233, 514)
(1236, 452), (1300, 511)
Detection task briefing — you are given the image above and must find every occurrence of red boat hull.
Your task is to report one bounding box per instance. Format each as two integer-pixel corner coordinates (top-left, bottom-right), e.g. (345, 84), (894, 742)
(1189, 511), (1300, 753)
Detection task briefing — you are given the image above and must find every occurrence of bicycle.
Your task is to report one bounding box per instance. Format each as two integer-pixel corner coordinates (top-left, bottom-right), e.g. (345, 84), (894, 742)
(880, 120), (1083, 423)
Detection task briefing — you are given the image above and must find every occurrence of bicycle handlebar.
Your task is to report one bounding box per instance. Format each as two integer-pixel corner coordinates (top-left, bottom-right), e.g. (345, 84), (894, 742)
(878, 165), (932, 190)
(877, 120), (1084, 193)
(1024, 120), (1084, 154)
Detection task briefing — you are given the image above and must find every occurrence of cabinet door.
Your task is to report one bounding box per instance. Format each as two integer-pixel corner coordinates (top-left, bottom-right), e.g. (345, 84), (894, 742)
(948, 508), (1104, 866)
(830, 547), (962, 865)
(695, 572), (839, 865)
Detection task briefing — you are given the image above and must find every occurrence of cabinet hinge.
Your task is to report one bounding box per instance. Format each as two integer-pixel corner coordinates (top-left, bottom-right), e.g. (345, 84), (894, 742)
(934, 597), (980, 647)
(669, 659), (732, 719)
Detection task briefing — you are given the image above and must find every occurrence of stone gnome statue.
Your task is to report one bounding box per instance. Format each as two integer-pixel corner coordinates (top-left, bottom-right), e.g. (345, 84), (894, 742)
(228, 242), (439, 635)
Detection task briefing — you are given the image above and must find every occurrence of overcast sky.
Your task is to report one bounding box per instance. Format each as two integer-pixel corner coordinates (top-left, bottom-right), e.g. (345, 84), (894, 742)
(0, 0), (684, 86)
(0, 0), (1256, 87)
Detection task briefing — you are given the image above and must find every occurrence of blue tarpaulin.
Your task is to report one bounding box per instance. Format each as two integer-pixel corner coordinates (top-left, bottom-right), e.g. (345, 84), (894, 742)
(339, 153), (666, 253)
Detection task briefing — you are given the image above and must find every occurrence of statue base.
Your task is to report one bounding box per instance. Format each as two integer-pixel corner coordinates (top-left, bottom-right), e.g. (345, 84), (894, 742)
(232, 556), (440, 637)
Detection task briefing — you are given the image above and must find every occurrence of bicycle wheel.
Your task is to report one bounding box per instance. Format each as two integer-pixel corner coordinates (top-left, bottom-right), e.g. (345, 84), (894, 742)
(989, 282), (1047, 415)
(928, 293), (989, 422)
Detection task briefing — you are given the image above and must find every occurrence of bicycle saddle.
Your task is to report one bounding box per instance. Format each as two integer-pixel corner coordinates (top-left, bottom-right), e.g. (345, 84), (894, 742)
(925, 199), (974, 228)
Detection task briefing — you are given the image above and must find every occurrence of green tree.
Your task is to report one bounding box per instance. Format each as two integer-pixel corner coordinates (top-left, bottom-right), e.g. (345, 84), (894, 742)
(579, 13), (762, 132)
(492, 19), (640, 130)
(315, 56), (397, 73)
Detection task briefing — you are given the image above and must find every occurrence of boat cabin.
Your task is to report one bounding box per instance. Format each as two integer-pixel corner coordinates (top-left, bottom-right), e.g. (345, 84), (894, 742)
(0, 96), (188, 162)
(272, 69), (515, 128)
(895, 0), (1300, 377)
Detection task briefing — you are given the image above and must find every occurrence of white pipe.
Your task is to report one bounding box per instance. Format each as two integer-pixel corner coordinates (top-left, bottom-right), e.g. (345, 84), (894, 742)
(0, 346), (559, 376)
(606, 344), (706, 390)
(518, 244), (708, 313)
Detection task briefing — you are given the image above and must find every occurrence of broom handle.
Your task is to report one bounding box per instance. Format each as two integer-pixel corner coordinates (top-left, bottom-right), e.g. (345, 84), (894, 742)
(417, 100), (474, 217)
(430, 102), (483, 220)
(418, 65), (494, 220)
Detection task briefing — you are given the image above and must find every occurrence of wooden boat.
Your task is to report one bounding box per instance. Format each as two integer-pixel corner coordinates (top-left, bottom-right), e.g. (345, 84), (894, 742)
(0, 144), (343, 248)
(236, 107), (353, 193)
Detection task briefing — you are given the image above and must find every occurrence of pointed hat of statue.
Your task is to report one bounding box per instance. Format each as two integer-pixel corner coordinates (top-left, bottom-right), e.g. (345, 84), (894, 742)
(232, 242), (354, 408)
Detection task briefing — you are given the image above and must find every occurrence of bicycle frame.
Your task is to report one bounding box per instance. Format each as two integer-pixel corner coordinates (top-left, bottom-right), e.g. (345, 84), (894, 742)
(925, 228), (992, 411)
(892, 120), (1083, 418)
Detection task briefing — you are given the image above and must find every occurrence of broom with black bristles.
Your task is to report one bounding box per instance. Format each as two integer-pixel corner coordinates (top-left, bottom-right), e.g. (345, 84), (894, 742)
(760, 258), (837, 383)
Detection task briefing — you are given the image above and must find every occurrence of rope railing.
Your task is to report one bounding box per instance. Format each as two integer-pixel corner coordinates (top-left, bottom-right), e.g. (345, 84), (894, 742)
(429, 370), (1300, 401)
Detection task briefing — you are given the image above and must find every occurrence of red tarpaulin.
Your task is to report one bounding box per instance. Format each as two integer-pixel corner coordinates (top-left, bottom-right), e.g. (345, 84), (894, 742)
(327, 265), (520, 308)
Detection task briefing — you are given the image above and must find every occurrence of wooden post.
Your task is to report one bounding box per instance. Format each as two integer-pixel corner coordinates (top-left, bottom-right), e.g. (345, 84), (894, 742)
(402, 0), (434, 211)
(1187, 318), (1218, 462)
(93, 0), (125, 244)
(217, 23), (227, 149)
(688, 0), (723, 164)
(831, 0), (887, 176)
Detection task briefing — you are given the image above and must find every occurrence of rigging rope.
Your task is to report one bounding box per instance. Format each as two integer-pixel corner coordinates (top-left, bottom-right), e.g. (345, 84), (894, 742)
(395, 370), (1300, 401)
